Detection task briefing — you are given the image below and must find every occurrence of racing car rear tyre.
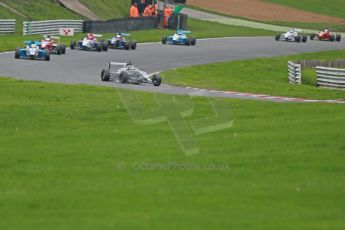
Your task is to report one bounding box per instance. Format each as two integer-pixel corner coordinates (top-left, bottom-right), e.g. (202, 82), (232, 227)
(336, 34), (341, 42)
(102, 43), (108, 51)
(56, 46), (62, 55)
(152, 74), (161, 86)
(96, 43), (102, 52)
(125, 43), (130, 50)
(119, 71), (129, 83)
(295, 35), (301, 42)
(302, 36), (307, 43)
(15, 48), (20, 59)
(162, 36), (167, 44)
(62, 45), (66, 54)
(275, 34), (280, 41)
(131, 42), (137, 50)
(191, 38), (196, 46)
(101, 69), (110, 81)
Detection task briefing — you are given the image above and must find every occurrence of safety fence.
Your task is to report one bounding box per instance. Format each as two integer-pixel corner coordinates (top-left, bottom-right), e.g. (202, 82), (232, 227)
(23, 20), (84, 35)
(296, 59), (345, 69)
(316, 67), (345, 90)
(0, 19), (16, 34)
(288, 61), (301, 84)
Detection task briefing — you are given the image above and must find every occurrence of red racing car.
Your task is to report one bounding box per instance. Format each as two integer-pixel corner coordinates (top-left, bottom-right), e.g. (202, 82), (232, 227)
(310, 29), (341, 42)
(40, 35), (66, 55)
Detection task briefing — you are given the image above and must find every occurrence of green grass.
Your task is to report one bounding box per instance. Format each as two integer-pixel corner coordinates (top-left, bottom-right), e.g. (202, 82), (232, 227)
(163, 50), (345, 100)
(269, 21), (345, 32)
(79, 0), (130, 19)
(0, 77), (345, 229)
(0, 18), (275, 52)
(265, 0), (345, 19)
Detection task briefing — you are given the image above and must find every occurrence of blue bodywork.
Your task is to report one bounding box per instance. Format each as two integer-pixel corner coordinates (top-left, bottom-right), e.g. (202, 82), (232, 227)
(15, 41), (49, 60)
(107, 33), (136, 50)
(163, 30), (196, 46)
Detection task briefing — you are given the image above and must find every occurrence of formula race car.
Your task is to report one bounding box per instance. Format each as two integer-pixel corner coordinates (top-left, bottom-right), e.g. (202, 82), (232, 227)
(275, 29), (307, 42)
(101, 61), (161, 86)
(162, 30), (196, 46)
(15, 41), (50, 61)
(310, 29), (341, 42)
(40, 35), (66, 55)
(70, 33), (108, 52)
(107, 33), (137, 50)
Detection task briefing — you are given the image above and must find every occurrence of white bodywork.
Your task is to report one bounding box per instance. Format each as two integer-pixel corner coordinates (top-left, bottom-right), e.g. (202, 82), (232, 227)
(26, 44), (39, 57)
(281, 29), (302, 41)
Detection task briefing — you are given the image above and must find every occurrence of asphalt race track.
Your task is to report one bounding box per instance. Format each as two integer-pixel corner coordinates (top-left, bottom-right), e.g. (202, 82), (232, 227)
(1, 36), (345, 102)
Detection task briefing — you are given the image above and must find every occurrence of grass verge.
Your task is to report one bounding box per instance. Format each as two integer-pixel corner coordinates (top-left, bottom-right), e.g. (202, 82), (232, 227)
(163, 50), (345, 100)
(0, 77), (345, 229)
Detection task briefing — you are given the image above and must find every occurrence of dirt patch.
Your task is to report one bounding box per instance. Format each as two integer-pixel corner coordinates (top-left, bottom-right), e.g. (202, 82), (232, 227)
(57, 0), (100, 20)
(187, 0), (345, 24)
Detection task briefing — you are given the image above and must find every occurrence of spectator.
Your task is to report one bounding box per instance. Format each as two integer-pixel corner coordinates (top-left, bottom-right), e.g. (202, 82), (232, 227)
(143, 4), (153, 16)
(129, 2), (140, 18)
(163, 6), (174, 28)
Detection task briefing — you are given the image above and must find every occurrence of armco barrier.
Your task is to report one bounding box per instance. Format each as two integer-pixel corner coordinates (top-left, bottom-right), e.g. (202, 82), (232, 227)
(23, 20), (83, 35)
(316, 67), (345, 89)
(84, 17), (158, 33)
(288, 61), (301, 84)
(0, 19), (15, 34)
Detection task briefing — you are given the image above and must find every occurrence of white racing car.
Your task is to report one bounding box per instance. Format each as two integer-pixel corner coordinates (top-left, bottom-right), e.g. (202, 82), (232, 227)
(101, 62), (161, 86)
(275, 29), (307, 43)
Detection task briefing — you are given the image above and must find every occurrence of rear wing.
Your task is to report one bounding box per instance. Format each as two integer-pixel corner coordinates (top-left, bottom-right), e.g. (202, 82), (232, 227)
(93, 34), (103, 38)
(291, 28), (303, 32)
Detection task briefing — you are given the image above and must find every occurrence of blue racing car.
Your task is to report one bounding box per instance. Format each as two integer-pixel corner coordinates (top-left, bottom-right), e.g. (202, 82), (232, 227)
(107, 33), (137, 50)
(15, 41), (50, 61)
(162, 30), (196, 46)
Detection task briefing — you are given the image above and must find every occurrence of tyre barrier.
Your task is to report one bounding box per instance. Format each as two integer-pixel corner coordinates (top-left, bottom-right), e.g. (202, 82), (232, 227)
(288, 61), (301, 84)
(316, 66), (345, 89)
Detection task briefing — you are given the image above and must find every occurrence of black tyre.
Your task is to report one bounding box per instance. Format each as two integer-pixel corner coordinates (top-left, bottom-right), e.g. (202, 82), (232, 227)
(62, 44), (66, 54)
(15, 48), (20, 59)
(101, 69), (110, 81)
(275, 34), (280, 41)
(45, 53), (50, 61)
(152, 74), (161, 86)
(103, 43), (108, 51)
(56, 46), (61, 55)
(310, 34), (315, 40)
(302, 36), (307, 43)
(70, 41), (76, 50)
(336, 34), (341, 42)
(96, 43), (102, 52)
(191, 38), (196, 46)
(119, 71), (129, 83)
(162, 36), (167, 44)
(131, 41), (137, 50)
(186, 38), (191, 46)
(295, 35), (301, 42)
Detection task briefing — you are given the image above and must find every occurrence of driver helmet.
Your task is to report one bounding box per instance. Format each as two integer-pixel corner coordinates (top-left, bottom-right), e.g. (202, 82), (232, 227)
(88, 33), (94, 39)
(126, 61), (132, 67)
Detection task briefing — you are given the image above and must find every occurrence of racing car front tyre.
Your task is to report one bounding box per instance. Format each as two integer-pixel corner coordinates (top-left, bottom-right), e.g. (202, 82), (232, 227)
(119, 71), (129, 83)
(336, 34), (341, 42)
(186, 38), (191, 46)
(131, 42), (137, 50)
(70, 41), (76, 50)
(191, 38), (196, 46)
(15, 48), (20, 59)
(310, 34), (315, 40)
(162, 36), (167, 44)
(45, 53), (50, 61)
(101, 69), (110, 81)
(330, 35), (335, 42)
(152, 74), (161, 86)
